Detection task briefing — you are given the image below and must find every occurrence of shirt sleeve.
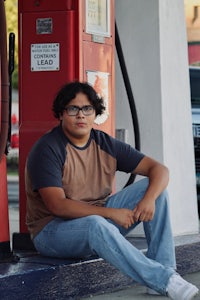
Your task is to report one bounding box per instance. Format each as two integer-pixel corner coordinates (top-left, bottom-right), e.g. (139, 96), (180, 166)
(27, 136), (64, 191)
(114, 138), (145, 173)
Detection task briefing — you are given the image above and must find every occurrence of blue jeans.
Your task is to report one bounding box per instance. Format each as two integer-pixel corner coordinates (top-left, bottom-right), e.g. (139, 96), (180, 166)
(33, 178), (176, 295)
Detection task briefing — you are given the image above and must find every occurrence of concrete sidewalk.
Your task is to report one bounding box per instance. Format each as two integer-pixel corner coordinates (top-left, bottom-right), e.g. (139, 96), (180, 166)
(82, 272), (200, 299)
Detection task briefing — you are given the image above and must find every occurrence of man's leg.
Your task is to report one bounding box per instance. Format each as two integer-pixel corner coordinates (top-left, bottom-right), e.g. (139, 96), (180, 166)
(33, 216), (98, 258)
(105, 178), (176, 269)
(33, 214), (173, 295)
(105, 179), (199, 299)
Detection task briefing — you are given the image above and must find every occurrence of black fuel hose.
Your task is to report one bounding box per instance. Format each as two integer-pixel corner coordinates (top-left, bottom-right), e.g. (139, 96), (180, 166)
(0, 0), (9, 161)
(115, 21), (141, 187)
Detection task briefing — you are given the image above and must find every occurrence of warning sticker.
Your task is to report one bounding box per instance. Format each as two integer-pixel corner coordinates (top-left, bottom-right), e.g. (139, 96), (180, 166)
(36, 18), (52, 34)
(31, 43), (60, 71)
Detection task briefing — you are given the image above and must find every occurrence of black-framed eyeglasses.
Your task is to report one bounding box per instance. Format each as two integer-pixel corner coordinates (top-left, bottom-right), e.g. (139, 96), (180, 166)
(64, 105), (95, 116)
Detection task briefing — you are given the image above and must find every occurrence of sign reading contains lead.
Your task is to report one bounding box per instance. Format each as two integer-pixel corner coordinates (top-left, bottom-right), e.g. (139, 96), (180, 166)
(31, 43), (60, 71)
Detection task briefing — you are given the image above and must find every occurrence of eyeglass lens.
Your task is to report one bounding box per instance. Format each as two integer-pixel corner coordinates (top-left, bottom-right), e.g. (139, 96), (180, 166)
(65, 105), (94, 116)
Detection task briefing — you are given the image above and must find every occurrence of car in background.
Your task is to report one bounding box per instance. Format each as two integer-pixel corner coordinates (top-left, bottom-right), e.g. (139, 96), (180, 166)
(7, 113), (19, 174)
(190, 66), (200, 217)
(10, 113), (19, 149)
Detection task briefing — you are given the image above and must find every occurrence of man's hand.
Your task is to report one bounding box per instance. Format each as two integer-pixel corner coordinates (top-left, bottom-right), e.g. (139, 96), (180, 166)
(109, 208), (135, 229)
(133, 199), (155, 222)
(131, 155), (169, 223)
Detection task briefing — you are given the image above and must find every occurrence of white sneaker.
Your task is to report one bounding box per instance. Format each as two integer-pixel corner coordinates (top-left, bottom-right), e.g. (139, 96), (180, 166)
(167, 274), (199, 300)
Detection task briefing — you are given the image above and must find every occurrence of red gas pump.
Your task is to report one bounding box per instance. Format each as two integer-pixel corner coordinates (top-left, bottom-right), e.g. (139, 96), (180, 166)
(0, 0), (11, 259)
(17, 0), (115, 247)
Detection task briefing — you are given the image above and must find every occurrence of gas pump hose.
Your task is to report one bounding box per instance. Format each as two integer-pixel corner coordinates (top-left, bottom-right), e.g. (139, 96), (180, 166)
(0, 0), (9, 161)
(115, 22), (141, 187)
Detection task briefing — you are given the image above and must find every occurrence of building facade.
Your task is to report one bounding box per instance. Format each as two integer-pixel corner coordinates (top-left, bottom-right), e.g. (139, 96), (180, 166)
(115, 0), (199, 236)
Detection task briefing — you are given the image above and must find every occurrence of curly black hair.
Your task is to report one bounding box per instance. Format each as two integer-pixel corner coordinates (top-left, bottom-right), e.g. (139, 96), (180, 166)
(52, 81), (106, 119)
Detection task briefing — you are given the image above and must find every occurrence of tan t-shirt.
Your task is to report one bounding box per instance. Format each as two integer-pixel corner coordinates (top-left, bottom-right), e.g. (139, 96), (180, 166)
(25, 126), (144, 238)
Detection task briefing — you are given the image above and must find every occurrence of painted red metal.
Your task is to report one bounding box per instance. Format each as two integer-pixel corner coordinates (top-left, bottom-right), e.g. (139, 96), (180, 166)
(18, 1), (77, 233)
(0, 0), (11, 257)
(18, 0), (115, 237)
(0, 155), (10, 243)
(188, 43), (200, 65)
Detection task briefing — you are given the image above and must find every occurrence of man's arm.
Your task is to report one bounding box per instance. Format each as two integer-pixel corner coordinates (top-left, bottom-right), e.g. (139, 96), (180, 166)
(38, 155), (168, 227)
(132, 156), (169, 222)
(38, 187), (135, 229)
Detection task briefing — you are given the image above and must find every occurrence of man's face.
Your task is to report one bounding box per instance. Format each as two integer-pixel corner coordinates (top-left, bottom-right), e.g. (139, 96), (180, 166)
(60, 92), (96, 147)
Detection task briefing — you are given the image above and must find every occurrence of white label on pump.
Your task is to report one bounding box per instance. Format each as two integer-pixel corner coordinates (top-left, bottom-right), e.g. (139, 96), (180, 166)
(31, 43), (60, 72)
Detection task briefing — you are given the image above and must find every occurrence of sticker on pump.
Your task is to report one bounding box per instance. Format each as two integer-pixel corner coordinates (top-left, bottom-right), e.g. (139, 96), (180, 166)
(31, 43), (60, 71)
(86, 70), (109, 125)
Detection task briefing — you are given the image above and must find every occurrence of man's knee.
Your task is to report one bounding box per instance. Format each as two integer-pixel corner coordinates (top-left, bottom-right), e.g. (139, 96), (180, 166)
(87, 215), (119, 240)
(155, 189), (169, 213)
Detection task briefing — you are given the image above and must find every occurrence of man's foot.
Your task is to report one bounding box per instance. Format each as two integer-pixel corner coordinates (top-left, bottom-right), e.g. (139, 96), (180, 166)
(167, 274), (199, 300)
